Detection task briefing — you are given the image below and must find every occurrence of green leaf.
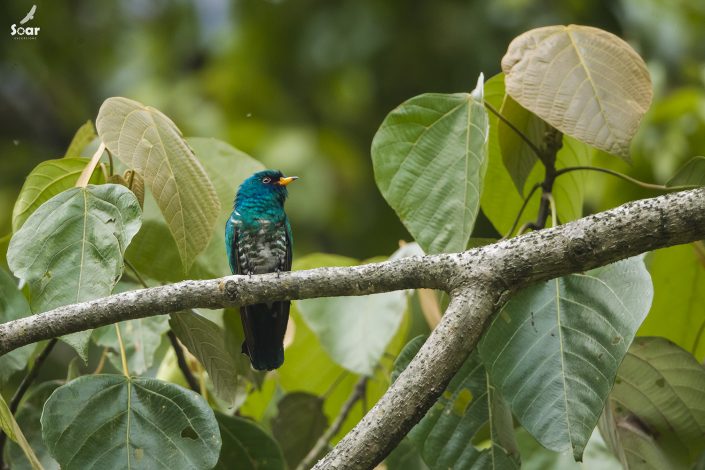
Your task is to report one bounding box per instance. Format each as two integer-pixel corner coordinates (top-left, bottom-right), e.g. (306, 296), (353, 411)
(502, 25), (652, 158)
(515, 427), (621, 470)
(93, 316), (170, 375)
(498, 95), (549, 194)
(599, 337), (705, 469)
(6, 381), (61, 470)
(65, 121), (97, 157)
(11, 158), (102, 232)
(170, 310), (244, 407)
(96, 97), (220, 270)
(296, 253), (407, 375)
(392, 336), (520, 469)
(640, 244), (705, 361)
(41, 375), (221, 469)
(215, 413), (285, 470)
(0, 392), (44, 470)
(666, 156), (705, 188)
(125, 137), (264, 283)
(0, 267), (33, 384)
(478, 256), (653, 460)
(386, 438), (430, 470)
(7, 185), (142, 358)
(371, 75), (489, 254)
(270, 392), (328, 469)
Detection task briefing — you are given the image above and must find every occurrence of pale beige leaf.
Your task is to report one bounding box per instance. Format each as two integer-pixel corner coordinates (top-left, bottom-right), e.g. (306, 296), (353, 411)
(502, 25), (652, 158)
(96, 97), (220, 269)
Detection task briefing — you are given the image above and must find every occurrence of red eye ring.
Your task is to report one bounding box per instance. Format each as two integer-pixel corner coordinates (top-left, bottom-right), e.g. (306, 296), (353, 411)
(262, 177), (271, 184)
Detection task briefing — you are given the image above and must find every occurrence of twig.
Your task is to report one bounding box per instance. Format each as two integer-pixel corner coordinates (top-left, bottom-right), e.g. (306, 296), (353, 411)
(167, 330), (200, 393)
(554, 165), (695, 191)
(93, 347), (109, 374)
(297, 376), (368, 470)
(0, 338), (57, 469)
(114, 323), (130, 377)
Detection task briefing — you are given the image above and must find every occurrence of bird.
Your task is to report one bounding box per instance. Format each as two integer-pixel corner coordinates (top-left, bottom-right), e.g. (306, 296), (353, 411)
(225, 170), (298, 370)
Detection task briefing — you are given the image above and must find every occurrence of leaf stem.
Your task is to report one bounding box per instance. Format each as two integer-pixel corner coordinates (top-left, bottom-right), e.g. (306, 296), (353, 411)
(75, 142), (105, 188)
(167, 330), (200, 393)
(554, 166), (694, 191)
(484, 100), (544, 161)
(93, 347), (109, 374)
(322, 370), (349, 400)
(114, 323), (130, 377)
(297, 376), (368, 470)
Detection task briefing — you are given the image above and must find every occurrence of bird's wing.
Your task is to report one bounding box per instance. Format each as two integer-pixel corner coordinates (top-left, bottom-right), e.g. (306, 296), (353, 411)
(225, 214), (240, 275)
(284, 217), (293, 271)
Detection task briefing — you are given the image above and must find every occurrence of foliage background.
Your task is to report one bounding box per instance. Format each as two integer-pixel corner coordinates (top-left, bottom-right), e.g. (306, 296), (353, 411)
(1, 0), (703, 256)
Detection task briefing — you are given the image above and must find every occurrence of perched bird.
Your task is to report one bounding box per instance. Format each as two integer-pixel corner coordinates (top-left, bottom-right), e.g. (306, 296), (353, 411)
(225, 170), (298, 370)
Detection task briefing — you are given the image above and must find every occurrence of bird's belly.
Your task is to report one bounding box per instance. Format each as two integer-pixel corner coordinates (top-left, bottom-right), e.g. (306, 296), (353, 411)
(248, 241), (286, 274)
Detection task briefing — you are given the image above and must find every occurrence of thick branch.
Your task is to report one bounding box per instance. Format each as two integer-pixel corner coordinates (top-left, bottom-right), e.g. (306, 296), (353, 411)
(0, 188), (704, 468)
(1, 188), (704, 358)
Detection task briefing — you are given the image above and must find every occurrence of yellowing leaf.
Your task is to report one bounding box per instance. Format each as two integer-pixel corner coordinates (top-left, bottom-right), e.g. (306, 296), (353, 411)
(96, 97), (220, 269)
(502, 25), (652, 158)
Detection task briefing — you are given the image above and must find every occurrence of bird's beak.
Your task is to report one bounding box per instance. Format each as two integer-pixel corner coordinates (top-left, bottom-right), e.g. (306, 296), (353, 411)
(277, 176), (299, 186)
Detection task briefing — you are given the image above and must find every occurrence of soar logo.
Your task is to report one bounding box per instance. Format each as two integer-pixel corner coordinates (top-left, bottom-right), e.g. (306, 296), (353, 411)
(10, 5), (40, 39)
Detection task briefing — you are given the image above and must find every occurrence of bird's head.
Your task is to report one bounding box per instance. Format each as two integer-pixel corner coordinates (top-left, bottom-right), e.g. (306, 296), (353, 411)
(235, 170), (299, 209)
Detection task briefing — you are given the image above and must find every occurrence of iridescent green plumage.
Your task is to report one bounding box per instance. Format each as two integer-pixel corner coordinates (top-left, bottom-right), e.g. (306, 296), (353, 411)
(225, 170), (297, 370)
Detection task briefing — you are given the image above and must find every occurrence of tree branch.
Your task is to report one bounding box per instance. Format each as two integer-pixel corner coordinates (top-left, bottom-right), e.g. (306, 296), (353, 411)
(1, 188), (704, 468)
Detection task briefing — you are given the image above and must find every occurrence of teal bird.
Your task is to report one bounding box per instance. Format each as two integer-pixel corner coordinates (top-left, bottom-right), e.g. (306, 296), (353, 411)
(225, 170), (298, 370)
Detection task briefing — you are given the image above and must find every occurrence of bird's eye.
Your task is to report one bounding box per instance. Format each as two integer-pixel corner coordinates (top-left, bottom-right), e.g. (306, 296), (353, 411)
(262, 177), (271, 184)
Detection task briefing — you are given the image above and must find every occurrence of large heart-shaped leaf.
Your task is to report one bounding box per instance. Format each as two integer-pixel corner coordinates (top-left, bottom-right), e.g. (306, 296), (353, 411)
(11, 158), (102, 232)
(296, 253), (407, 375)
(215, 413), (285, 470)
(0, 267), (33, 384)
(96, 97), (220, 270)
(478, 256), (653, 460)
(371, 75), (489, 254)
(170, 310), (246, 407)
(41, 375), (221, 469)
(502, 25), (652, 158)
(599, 337), (705, 469)
(7, 184), (141, 358)
(393, 336), (520, 470)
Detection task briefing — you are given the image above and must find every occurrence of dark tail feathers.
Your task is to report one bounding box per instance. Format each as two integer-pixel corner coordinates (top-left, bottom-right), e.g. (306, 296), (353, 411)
(240, 301), (289, 371)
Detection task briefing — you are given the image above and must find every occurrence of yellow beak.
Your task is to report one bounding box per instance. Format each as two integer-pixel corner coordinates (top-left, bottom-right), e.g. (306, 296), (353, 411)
(277, 176), (299, 186)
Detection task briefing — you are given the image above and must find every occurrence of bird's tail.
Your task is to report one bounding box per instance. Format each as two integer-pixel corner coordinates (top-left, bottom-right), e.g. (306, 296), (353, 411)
(240, 301), (289, 371)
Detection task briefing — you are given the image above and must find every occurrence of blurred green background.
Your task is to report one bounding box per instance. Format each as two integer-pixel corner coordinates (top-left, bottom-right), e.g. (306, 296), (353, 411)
(1, 0), (704, 258)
